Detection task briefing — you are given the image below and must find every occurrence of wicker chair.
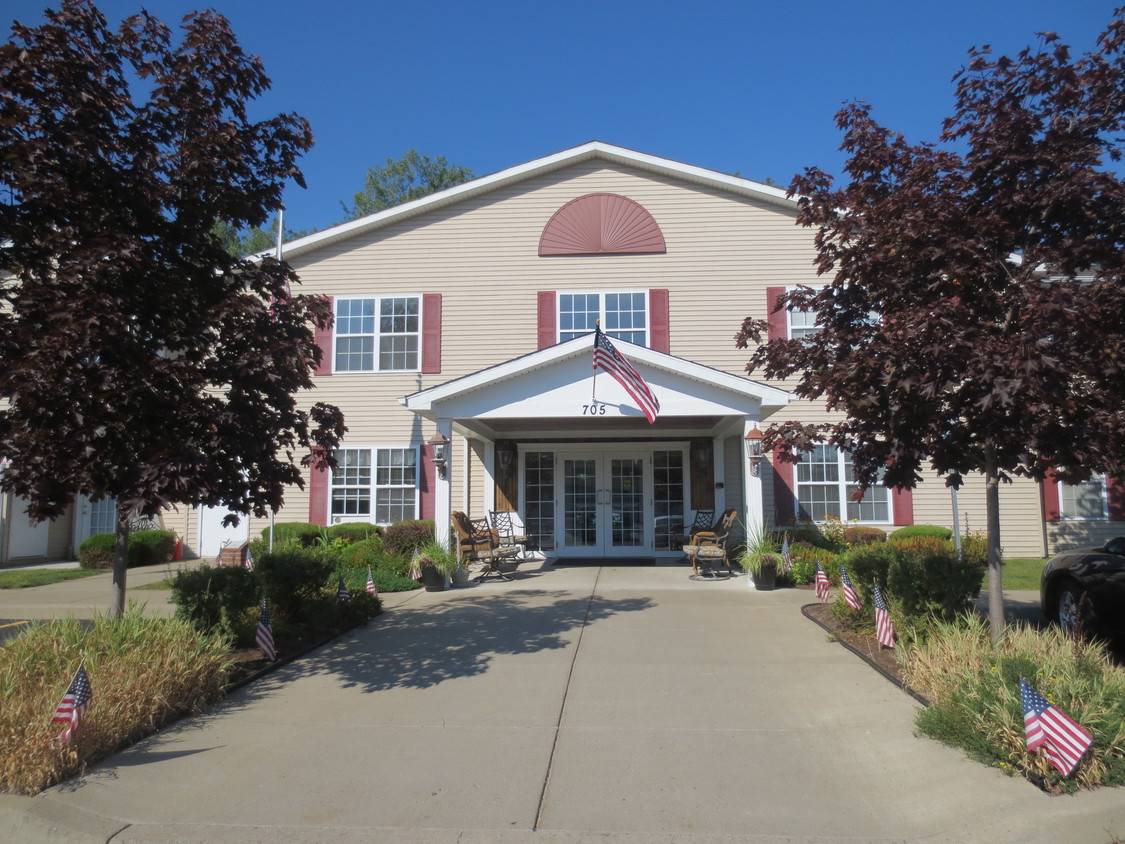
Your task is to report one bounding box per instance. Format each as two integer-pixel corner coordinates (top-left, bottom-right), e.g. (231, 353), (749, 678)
(682, 508), (737, 575)
(451, 511), (519, 582)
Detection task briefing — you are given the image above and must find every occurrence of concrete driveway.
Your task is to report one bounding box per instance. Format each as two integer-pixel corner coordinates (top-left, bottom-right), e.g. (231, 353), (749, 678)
(1, 563), (1122, 843)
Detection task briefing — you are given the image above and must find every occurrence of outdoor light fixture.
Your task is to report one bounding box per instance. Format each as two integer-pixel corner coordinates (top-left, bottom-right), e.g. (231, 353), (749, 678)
(428, 432), (450, 479)
(744, 427), (765, 478)
(496, 440), (517, 474)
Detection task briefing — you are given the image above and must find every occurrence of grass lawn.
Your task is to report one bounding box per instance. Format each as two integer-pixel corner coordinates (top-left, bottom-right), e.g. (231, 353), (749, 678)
(1002, 557), (1047, 590)
(131, 578), (174, 591)
(0, 569), (102, 589)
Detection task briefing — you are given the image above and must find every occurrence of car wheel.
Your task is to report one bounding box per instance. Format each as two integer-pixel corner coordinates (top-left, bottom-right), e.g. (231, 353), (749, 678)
(1057, 583), (1082, 632)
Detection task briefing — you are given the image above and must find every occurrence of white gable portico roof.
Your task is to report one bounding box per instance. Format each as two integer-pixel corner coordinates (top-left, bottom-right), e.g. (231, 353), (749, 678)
(400, 335), (789, 441)
(277, 142), (796, 260)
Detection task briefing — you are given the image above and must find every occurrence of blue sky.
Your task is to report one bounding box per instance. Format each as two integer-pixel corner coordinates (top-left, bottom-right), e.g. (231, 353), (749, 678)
(5, 1), (1117, 233)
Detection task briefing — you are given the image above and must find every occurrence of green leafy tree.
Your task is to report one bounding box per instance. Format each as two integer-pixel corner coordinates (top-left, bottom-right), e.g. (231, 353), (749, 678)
(738, 11), (1125, 640)
(342, 149), (473, 220)
(0, 1), (346, 615)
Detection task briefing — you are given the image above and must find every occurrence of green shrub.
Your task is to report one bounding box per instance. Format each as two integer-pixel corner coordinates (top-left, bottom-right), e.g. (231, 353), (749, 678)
(887, 546), (984, 621)
(255, 547), (335, 622)
(787, 543), (838, 586)
(785, 522), (841, 551)
(326, 522), (380, 544)
(841, 526), (886, 546)
(335, 565), (421, 594)
(960, 532), (988, 566)
(78, 530), (176, 570)
(169, 565), (258, 640)
(129, 529), (176, 566)
(336, 538), (412, 578)
(886, 535), (953, 557)
(78, 533), (116, 569)
(841, 542), (901, 596)
(259, 522), (322, 547)
(891, 524), (953, 541)
(380, 520), (435, 556)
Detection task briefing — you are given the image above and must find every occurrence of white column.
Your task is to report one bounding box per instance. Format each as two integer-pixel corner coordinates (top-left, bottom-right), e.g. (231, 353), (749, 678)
(712, 436), (726, 515)
(434, 418), (453, 547)
(742, 417), (764, 542)
(483, 440), (496, 514)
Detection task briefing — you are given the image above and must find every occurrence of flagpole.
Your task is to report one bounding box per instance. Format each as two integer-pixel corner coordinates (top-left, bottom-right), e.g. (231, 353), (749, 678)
(269, 206), (283, 554)
(591, 320), (599, 402)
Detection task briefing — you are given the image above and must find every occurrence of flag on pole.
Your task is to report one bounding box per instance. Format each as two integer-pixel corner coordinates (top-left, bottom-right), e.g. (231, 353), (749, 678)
(593, 324), (660, 424)
(815, 562), (831, 602)
(781, 536), (792, 572)
(873, 581), (896, 648)
(840, 565), (861, 610)
(1020, 677), (1093, 777)
(244, 550), (254, 572)
(366, 568), (378, 596)
(256, 600), (277, 661)
(337, 579), (351, 603)
(52, 665), (92, 744)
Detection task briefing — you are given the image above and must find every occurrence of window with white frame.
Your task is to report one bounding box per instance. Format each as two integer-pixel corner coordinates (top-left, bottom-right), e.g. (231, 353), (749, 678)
(795, 444), (890, 523)
(559, 291), (648, 345)
(1059, 474), (1107, 519)
(787, 305), (820, 339)
(334, 296), (420, 372)
(330, 447), (418, 524)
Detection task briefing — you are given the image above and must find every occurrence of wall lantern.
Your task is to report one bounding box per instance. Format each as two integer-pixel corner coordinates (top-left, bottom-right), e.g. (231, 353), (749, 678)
(744, 427), (765, 478)
(428, 432), (450, 479)
(496, 440), (517, 474)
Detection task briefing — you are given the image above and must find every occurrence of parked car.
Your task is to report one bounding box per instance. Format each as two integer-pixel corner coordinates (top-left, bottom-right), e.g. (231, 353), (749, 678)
(1040, 536), (1125, 635)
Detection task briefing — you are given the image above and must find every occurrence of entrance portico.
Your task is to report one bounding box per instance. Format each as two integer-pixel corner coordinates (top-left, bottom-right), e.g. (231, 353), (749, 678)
(400, 336), (789, 558)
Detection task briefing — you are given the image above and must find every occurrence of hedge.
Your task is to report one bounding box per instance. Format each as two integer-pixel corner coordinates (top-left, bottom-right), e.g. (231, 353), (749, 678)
(78, 529), (177, 570)
(259, 522), (323, 547)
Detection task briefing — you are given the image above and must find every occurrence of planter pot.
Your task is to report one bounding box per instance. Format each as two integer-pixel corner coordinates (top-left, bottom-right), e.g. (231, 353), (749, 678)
(756, 562), (777, 591)
(420, 566), (446, 592)
(450, 567), (470, 587)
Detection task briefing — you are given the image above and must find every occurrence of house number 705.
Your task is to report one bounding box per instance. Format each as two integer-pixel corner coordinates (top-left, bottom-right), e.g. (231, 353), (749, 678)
(581, 404), (607, 415)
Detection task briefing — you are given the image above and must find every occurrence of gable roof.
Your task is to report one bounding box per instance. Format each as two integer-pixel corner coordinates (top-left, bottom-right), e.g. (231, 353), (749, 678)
(279, 141), (795, 260)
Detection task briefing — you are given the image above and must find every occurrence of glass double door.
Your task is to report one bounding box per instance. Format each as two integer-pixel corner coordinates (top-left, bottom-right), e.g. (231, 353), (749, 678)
(560, 453), (648, 557)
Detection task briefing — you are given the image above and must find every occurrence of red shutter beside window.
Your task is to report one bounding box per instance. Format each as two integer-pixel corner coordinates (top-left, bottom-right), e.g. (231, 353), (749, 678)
(1042, 470), (1061, 522)
(419, 442), (435, 520)
(892, 488), (914, 526)
(309, 464), (329, 527)
(1107, 477), (1125, 521)
(422, 293), (442, 374)
(649, 289), (670, 353)
(315, 295), (334, 376)
(537, 291), (556, 349)
(766, 287), (787, 341)
(772, 449), (796, 524)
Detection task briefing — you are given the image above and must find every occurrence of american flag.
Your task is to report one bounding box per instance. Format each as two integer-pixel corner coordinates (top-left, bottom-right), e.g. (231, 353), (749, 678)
(593, 324), (660, 424)
(244, 550), (254, 572)
(52, 665), (92, 744)
(781, 536), (792, 572)
(256, 600), (277, 661)
(1020, 677), (1093, 777)
(366, 568), (378, 596)
(337, 579), (351, 603)
(840, 565), (861, 610)
(873, 581), (895, 648)
(814, 562), (831, 602)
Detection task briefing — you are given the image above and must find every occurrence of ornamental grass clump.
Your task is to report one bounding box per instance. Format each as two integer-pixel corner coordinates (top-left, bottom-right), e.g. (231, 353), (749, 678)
(901, 614), (1125, 792)
(0, 607), (232, 795)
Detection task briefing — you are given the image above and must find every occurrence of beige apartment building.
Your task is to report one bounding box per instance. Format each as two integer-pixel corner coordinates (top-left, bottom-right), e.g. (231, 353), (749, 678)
(3, 142), (1121, 564)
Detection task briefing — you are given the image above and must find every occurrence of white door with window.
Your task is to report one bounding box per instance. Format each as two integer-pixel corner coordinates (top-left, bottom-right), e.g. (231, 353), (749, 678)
(74, 495), (117, 546)
(9, 498), (50, 558)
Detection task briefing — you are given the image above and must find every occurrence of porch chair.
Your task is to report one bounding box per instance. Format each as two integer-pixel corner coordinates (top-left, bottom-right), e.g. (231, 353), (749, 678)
(451, 511), (518, 582)
(682, 508), (738, 576)
(685, 509), (715, 542)
(489, 510), (531, 562)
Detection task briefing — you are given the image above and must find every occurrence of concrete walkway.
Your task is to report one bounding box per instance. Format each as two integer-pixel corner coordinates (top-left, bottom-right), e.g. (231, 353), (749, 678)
(1, 564), (1122, 843)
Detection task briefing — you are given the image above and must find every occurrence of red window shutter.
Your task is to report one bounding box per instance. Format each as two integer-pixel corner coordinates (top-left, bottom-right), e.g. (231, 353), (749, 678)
(772, 449), (796, 524)
(892, 488), (914, 526)
(649, 289), (670, 353)
(421, 293), (442, 374)
(419, 442), (435, 520)
(1042, 470), (1061, 522)
(315, 295), (334, 376)
(309, 464), (329, 527)
(766, 287), (787, 341)
(537, 291), (557, 349)
(1106, 477), (1125, 521)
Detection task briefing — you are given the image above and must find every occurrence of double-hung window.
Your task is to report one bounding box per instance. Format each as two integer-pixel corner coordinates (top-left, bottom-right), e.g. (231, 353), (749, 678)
(335, 296), (420, 372)
(795, 444), (890, 523)
(1059, 474), (1107, 519)
(787, 305), (820, 340)
(330, 447), (418, 524)
(559, 291), (648, 345)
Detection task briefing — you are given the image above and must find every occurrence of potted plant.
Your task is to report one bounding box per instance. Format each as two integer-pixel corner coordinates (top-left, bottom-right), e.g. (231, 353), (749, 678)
(416, 539), (460, 591)
(738, 529), (782, 591)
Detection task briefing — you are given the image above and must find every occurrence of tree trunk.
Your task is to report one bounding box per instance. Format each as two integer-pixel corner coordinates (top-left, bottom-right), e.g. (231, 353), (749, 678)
(984, 453), (1005, 643)
(110, 503), (132, 618)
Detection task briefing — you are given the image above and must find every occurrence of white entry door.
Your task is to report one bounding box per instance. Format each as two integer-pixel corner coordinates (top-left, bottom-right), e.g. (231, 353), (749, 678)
(8, 498), (50, 559)
(558, 453), (648, 557)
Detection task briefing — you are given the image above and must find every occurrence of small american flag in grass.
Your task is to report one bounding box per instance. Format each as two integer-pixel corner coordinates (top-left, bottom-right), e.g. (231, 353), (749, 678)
(366, 568), (377, 596)
(256, 600), (277, 661)
(815, 562), (831, 602)
(52, 665), (92, 745)
(873, 581), (895, 648)
(781, 537), (792, 572)
(1021, 678), (1093, 778)
(337, 579), (351, 603)
(244, 550), (253, 572)
(840, 565), (860, 610)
